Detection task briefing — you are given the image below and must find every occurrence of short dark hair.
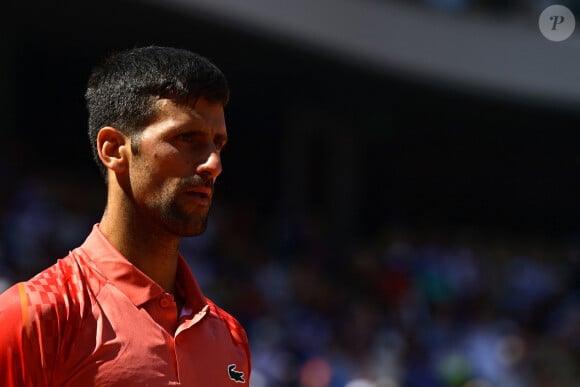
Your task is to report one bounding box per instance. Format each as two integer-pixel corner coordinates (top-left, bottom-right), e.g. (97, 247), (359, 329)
(85, 46), (230, 178)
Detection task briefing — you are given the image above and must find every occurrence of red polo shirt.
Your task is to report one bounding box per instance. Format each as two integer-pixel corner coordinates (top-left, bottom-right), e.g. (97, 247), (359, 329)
(0, 225), (251, 386)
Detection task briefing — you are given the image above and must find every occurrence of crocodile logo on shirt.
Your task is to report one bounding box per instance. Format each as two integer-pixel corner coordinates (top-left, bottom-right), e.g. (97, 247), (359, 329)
(228, 364), (245, 383)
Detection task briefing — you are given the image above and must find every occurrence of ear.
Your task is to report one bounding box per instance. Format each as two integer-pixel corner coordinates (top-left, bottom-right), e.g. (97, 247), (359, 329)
(97, 127), (130, 174)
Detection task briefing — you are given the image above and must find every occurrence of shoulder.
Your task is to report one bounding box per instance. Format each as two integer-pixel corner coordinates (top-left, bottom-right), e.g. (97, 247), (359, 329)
(1, 253), (93, 330)
(205, 297), (251, 368)
(205, 298), (249, 345)
(0, 253), (99, 385)
(23, 255), (86, 305)
(0, 282), (27, 324)
(0, 283), (41, 385)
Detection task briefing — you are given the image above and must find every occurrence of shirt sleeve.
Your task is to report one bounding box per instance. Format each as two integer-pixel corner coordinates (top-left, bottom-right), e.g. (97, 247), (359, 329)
(0, 283), (47, 387)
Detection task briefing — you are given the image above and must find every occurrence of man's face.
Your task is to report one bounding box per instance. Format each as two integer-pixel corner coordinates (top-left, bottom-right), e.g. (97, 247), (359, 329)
(127, 97), (227, 236)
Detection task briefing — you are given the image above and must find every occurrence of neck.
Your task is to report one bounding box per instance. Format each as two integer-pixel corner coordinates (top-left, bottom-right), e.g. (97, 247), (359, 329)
(99, 199), (181, 294)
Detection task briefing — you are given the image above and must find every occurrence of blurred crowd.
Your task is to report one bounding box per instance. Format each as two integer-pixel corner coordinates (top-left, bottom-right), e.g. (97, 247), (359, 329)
(0, 177), (578, 387)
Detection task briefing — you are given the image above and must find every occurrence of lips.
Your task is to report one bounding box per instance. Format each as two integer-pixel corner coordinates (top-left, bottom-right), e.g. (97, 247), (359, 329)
(181, 176), (214, 204)
(182, 186), (212, 205)
(184, 187), (211, 198)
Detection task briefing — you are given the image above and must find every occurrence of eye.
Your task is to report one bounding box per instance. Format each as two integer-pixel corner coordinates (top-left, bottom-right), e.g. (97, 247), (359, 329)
(176, 132), (195, 142)
(214, 135), (228, 152)
(175, 131), (207, 146)
(215, 140), (227, 152)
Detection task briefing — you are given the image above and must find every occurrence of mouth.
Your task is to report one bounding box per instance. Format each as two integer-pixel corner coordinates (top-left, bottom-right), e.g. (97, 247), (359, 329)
(183, 187), (212, 204)
(187, 190), (209, 199)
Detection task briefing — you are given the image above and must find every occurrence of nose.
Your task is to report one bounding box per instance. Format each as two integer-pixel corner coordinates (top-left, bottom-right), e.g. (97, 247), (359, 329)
(197, 151), (222, 180)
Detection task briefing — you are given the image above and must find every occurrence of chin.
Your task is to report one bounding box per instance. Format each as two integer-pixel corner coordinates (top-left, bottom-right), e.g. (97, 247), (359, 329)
(175, 217), (208, 237)
(163, 207), (209, 236)
(181, 225), (207, 237)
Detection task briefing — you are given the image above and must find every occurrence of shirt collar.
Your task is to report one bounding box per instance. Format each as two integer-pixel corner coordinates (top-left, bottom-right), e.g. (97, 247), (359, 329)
(79, 224), (206, 312)
(175, 250), (207, 313)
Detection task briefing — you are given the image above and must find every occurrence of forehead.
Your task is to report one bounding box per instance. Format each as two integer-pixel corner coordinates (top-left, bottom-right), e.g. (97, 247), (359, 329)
(151, 97), (227, 132)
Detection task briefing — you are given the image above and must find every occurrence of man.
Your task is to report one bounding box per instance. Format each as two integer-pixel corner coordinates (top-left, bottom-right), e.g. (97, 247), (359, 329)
(0, 46), (251, 386)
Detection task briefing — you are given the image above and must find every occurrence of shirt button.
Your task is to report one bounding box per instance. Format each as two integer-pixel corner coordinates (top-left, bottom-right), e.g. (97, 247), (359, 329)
(159, 298), (172, 308)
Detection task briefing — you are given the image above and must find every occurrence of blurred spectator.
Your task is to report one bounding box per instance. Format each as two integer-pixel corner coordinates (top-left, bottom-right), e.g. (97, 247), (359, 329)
(1, 177), (578, 387)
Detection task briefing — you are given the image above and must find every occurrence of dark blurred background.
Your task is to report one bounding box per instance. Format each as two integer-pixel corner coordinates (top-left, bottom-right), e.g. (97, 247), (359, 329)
(1, 0), (579, 386)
